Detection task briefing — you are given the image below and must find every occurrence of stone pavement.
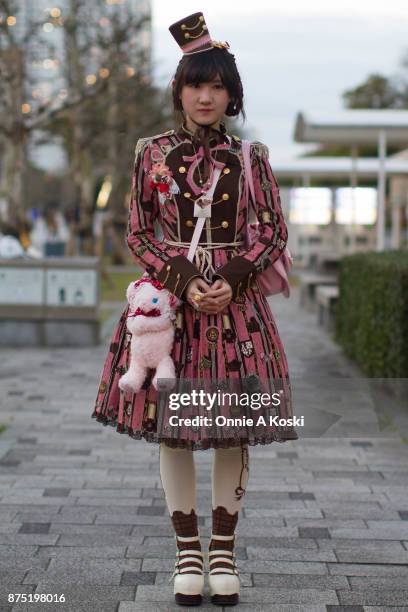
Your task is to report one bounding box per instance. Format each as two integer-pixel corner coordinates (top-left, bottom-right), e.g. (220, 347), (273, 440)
(1, 287), (408, 612)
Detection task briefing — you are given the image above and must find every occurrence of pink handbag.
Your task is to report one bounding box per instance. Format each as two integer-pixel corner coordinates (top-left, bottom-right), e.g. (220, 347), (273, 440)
(242, 140), (292, 298)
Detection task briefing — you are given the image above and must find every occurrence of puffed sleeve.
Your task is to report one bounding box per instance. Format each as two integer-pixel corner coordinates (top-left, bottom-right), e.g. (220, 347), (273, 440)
(212, 142), (288, 300)
(126, 137), (204, 300)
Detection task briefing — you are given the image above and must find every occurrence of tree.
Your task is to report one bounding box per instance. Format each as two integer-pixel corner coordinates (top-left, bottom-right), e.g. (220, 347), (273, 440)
(0, 1), (172, 260)
(303, 51), (408, 160)
(0, 0), (57, 219)
(343, 73), (401, 109)
(47, 0), (170, 257)
(0, 0), (114, 223)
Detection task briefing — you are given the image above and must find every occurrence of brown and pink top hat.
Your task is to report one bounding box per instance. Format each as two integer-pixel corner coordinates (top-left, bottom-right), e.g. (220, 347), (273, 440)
(169, 11), (230, 56)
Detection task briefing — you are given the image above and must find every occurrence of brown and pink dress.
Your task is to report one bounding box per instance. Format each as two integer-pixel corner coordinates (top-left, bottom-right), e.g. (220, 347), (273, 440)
(91, 122), (298, 450)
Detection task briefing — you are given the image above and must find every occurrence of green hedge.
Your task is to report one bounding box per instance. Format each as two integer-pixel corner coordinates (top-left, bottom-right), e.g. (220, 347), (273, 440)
(335, 250), (408, 377)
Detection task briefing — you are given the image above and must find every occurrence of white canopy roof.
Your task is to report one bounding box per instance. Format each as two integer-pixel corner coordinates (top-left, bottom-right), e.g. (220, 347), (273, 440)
(273, 156), (408, 179)
(292, 110), (408, 251)
(294, 110), (408, 145)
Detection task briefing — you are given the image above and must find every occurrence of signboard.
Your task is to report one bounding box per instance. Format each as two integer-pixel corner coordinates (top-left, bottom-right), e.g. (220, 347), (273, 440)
(0, 267), (44, 305)
(45, 269), (98, 307)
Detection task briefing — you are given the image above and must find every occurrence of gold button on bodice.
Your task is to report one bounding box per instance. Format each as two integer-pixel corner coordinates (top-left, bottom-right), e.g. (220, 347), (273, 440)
(184, 192), (191, 198)
(221, 221), (229, 229)
(222, 193), (229, 201)
(179, 166), (186, 173)
(186, 220), (194, 227)
(223, 168), (230, 174)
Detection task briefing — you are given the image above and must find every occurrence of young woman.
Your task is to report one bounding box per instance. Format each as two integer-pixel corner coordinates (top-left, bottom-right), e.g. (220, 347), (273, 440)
(92, 11), (298, 607)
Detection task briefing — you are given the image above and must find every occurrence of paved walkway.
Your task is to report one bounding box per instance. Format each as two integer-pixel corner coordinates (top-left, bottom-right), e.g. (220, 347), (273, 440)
(1, 287), (408, 611)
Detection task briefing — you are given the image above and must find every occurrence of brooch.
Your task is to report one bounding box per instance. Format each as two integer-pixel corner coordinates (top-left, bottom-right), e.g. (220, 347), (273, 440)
(211, 40), (230, 50)
(148, 163), (179, 204)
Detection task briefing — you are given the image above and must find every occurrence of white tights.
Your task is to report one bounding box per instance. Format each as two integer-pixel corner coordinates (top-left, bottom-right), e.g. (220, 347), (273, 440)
(159, 443), (250, 515)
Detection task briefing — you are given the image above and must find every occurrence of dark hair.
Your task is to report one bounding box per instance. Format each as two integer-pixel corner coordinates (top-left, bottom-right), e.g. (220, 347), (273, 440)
(172, 48), (245, 180)
(172, 47), (245, 120)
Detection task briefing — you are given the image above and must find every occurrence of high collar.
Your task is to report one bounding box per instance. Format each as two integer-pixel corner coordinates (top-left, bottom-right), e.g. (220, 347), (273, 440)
(176, 120), (229, 146)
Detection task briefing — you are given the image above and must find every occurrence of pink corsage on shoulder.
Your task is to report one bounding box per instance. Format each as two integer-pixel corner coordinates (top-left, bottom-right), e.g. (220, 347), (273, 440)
(148, 163), (180, 202)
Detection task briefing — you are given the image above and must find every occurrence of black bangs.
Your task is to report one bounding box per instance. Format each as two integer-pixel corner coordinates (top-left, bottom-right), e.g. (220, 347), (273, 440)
(182, 50), (225, 87)
(172, 48), (245, 119)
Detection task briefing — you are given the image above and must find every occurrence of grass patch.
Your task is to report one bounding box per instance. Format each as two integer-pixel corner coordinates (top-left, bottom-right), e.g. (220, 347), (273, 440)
(288, 273), (299, 287)
(99, 308), (117, 325)
(0, 424), (7, 435)
(100, 270), (142, 302)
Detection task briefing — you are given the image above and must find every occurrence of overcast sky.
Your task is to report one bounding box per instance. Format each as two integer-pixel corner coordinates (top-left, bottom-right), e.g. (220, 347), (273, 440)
(151, 1), (408, 160)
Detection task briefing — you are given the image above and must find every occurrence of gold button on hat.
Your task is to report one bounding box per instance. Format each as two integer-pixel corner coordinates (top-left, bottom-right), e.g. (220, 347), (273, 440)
(179, 166), (186, 173)
(186, 219), (194, 227)
(222, 193), (229, 201)
(184, 192), (191, 198)
(221, 221), (229, 229)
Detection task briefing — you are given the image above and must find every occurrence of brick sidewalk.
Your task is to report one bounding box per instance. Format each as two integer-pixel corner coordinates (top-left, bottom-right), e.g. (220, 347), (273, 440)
(1, 287), (408, 611)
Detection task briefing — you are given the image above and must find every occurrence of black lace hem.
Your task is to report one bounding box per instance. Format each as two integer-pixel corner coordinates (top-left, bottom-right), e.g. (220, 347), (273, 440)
(91, 409), (299, 451)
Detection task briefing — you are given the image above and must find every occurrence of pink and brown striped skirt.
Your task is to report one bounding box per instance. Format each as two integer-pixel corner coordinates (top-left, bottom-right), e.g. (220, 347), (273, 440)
(92, 275), (298, 450)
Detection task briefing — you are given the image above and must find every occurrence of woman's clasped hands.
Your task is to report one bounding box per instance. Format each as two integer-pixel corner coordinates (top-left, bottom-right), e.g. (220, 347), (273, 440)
(185, 277), (232, 314)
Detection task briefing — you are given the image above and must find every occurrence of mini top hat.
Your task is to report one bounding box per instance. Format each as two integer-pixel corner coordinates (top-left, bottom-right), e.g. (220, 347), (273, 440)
(169, 12), (230, 56)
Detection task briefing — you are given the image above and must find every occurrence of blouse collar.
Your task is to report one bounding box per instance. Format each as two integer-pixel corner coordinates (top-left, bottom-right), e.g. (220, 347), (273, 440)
(177, 120), (229, 145)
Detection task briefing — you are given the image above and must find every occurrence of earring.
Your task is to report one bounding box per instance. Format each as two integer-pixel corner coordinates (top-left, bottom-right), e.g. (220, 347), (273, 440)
(226, 100), (238, 116)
